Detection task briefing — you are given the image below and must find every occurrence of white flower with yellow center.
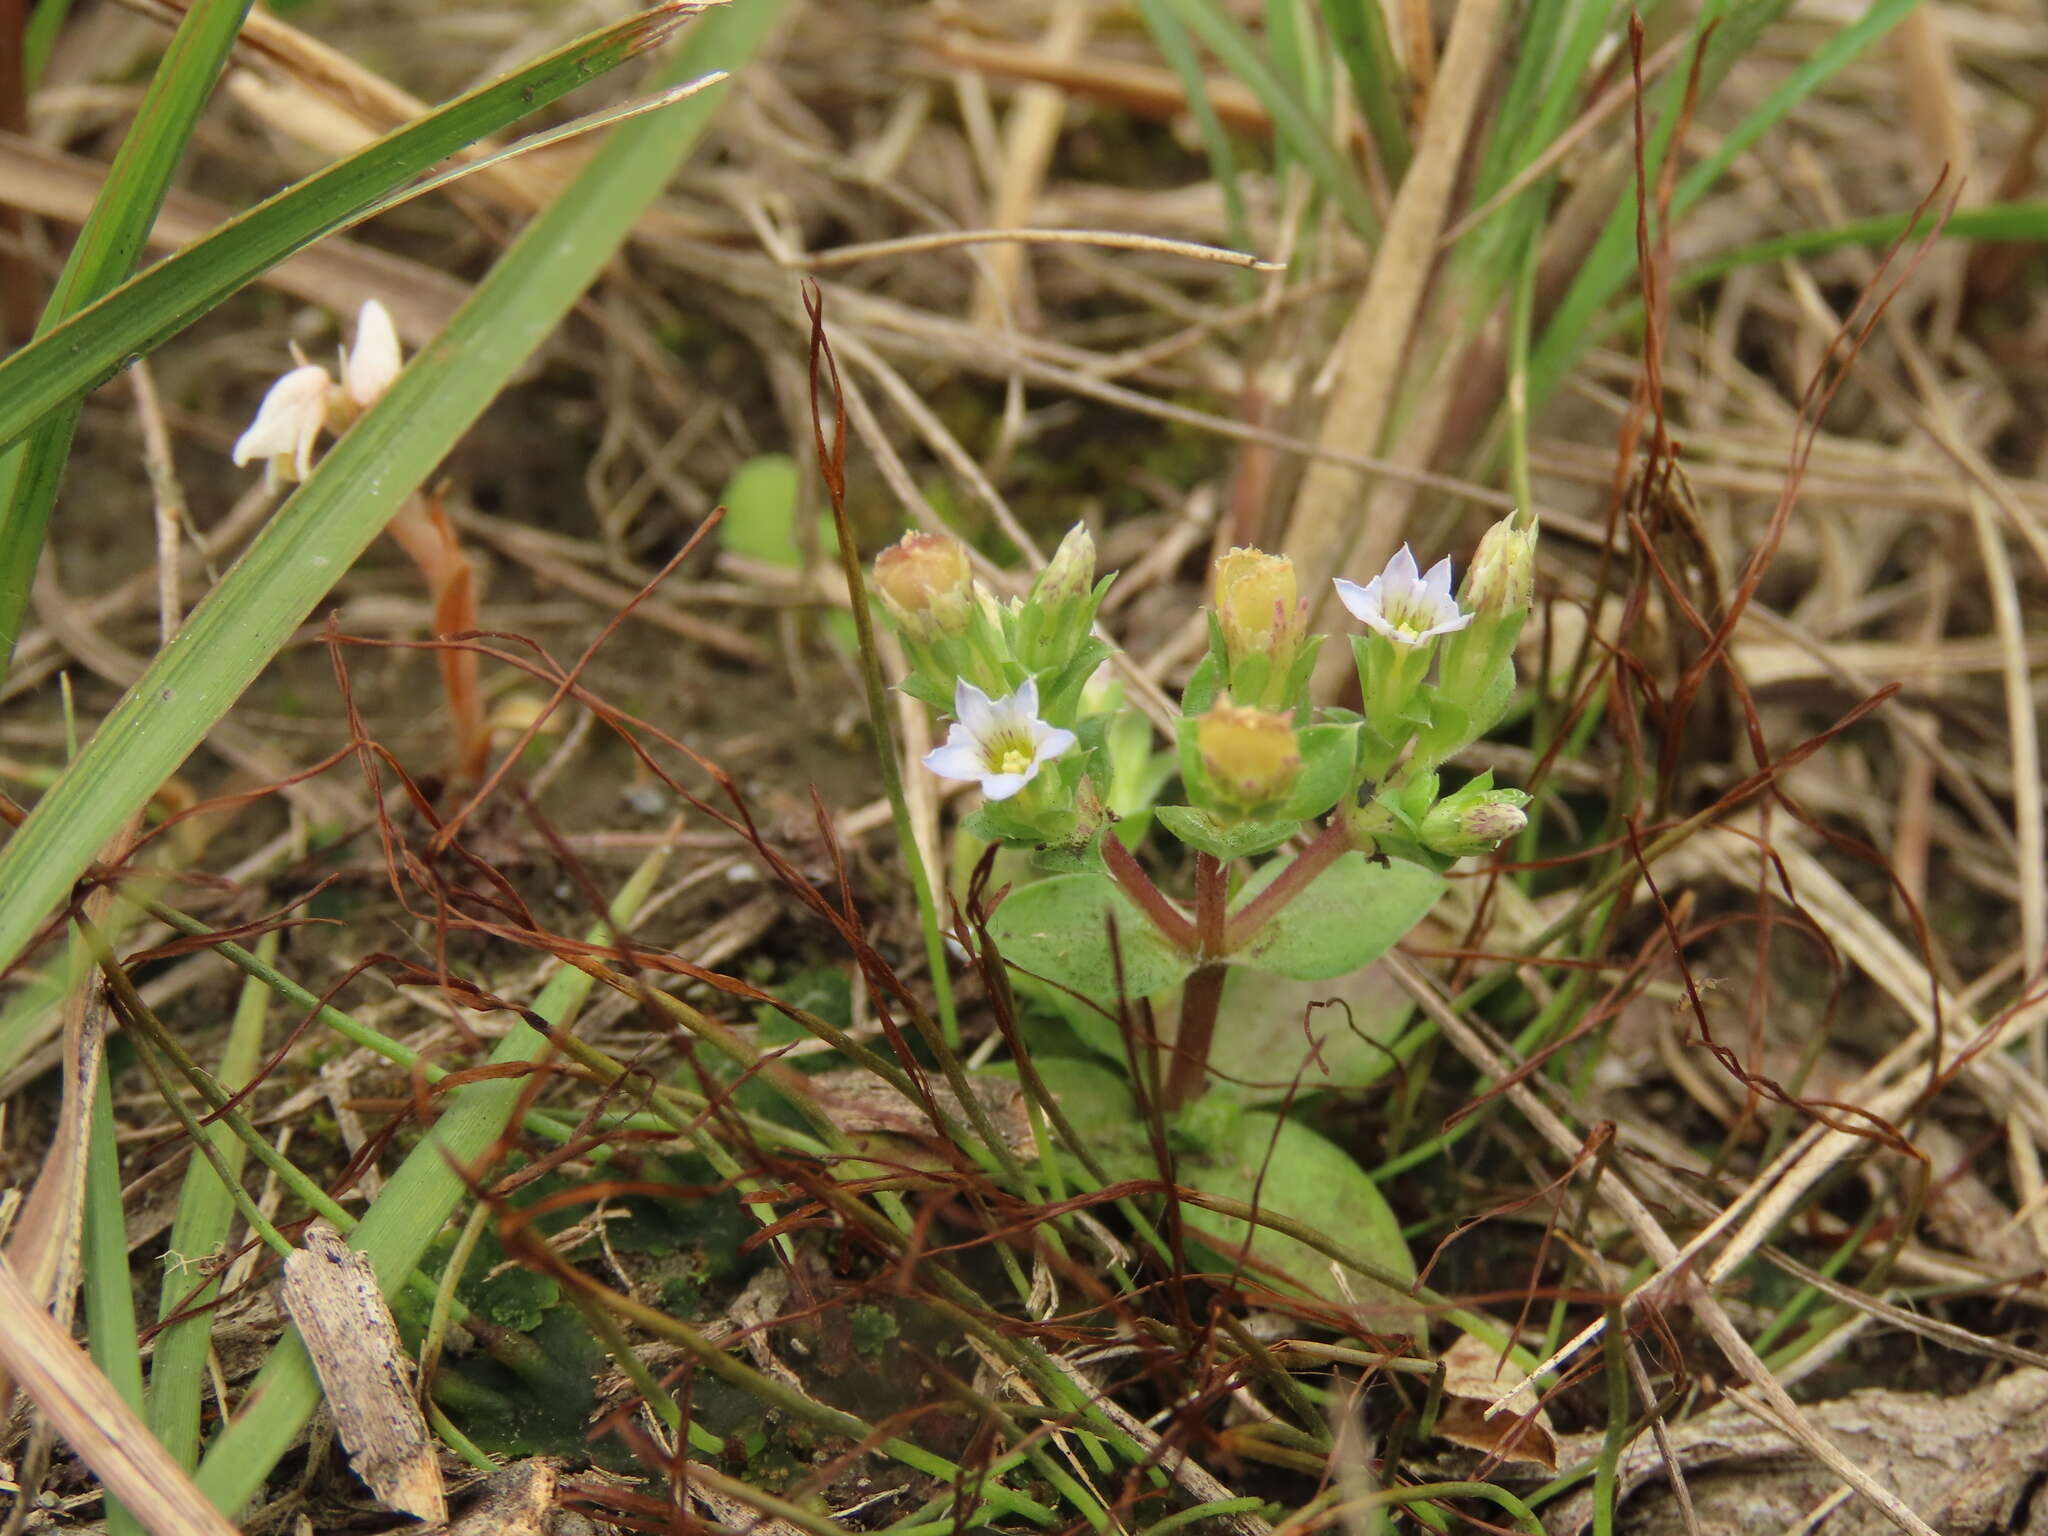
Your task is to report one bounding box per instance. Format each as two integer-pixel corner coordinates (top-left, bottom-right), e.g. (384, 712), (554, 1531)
(922, 678), (1075, 801)
(1334, 545), (1473, 647)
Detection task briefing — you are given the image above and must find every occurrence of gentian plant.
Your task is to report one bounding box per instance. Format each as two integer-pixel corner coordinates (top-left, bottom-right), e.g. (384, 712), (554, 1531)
(872, 514), (1538, 1314)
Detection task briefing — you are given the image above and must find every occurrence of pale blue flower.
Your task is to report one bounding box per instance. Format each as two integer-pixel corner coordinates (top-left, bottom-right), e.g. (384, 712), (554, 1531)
(1334, 545), (1473, 647)
(922, 678), (1075, 801)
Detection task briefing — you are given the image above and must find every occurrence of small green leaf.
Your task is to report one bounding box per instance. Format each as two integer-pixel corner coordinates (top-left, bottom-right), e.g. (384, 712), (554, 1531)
(989, 872), (1195, 1003)
(1232, 852), (1442, 980)
(717, 453), (814, 563)
(1280, 722), (1358, 820)
(1155, 805), (1299, 861)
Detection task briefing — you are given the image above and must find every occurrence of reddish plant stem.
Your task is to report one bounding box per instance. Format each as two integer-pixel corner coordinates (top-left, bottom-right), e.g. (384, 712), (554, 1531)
(1223, 816), (1352, 952)
(1164, 852), (1231, 1111)
(1100, 830), (1197, 951)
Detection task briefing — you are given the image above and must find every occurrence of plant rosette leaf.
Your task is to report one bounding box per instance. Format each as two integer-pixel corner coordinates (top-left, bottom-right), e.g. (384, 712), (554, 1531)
(988, 872), (1196, 1003)
(1204, 965), (1414, 1099)
(1027, 1058), (1418, 1327)
(1230, 850), (1444, 980)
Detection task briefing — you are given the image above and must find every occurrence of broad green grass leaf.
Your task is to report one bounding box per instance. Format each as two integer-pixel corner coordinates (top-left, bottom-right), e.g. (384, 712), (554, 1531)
(147, 933), (277, 1469)
(0, 0), (253, 665)
(0, 5), (704, 470)
(0, 9), (751, 984)
(989, 871), (1198, 1004)
(1230, 852), (1442, 979)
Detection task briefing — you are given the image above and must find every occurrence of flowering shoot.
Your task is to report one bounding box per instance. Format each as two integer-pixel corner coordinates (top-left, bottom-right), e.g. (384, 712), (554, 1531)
(1333, 545), (1472, 649)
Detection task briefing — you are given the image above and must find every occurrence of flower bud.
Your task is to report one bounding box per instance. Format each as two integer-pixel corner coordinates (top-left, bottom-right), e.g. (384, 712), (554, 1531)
(1460, 509), (1537, 624)
(1419, 785), (1529, 858)
(874, 531), (973, 642)
(1195, 704), (1301, 813)
(1213, 547), (1308, 709)
(1034, 522), (1097, 608)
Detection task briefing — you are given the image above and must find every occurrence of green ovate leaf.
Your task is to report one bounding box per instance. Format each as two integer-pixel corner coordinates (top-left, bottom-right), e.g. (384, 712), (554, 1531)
(1231, 851), (1443, 980)
(988, 873), (1196, 1003)
(1030, 1058), (1417, 1324)
(1155, 805), (1299, 861)
(1281, 722), (1358, 819)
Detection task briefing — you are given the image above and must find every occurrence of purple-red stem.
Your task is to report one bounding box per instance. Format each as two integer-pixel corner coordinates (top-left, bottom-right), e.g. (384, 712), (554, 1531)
(1101, 830), (1197, 952)
(1223, 816), (1351, 952)
(1164, 852), (1230, 1110)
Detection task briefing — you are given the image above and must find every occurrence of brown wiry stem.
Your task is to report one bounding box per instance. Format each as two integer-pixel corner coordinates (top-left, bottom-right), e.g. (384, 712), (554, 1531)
(1164, 852), (1230, 1110)
(1223, 816), (1352, 952)
(1100, 830), (1197, 951)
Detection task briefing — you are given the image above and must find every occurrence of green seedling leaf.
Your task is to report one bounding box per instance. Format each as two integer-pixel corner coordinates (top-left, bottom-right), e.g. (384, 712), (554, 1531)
(1155, 806), (1299, 861)
(1232, 851), (1442, 980)
(989, 872), (1196, 1004)
(718, 453), (810, 563)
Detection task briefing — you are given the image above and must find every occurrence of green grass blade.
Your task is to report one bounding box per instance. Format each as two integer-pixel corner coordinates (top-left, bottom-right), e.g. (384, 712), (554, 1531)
(84, 1065), (148, 1536)
(0, 4), (702, 469)
(1526, 0), (1913, 409)
(1679, 201), (2048, 290)
(24, 0), (77, 87)
(1135, 0), (1251, 252)
(146, 930), (277, 1470)
(1157, 0), (1378, 238)
(0, 0), (252, 669)
(1318, 0), (1407, 178)
(194, 841), (674, 1514)
(0, 14), (749, 982)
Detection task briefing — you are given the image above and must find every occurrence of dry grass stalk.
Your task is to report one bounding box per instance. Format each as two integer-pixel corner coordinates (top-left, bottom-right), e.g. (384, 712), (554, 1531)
(0, 1253), (238, 1536)
(1277, 0), (1501, 657)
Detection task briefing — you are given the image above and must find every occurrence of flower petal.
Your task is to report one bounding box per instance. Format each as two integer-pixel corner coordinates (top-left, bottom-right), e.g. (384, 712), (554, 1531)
(1419, 556), (1456, 601)
(1030, 726), (1077, 765)
(1332, 576), (1381, 624)
(978, 771), (1033, 801)
(922, 736), (988, 782)
(343, 299), (402, 409)
(1384, 544), (1420, 589)
(1011, 676), (1040, 720)
(232, 365), (333, 475)
(953, 679), (997, 735)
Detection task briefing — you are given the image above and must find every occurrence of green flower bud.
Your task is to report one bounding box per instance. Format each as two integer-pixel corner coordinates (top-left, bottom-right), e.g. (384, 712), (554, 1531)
(1034, 522), (1097, 608)
(874, 531), (973, 642)
(1459, 509), (1537, 627)
(1195, 704), (1301, 813)
(1419, 781), (1530, 858)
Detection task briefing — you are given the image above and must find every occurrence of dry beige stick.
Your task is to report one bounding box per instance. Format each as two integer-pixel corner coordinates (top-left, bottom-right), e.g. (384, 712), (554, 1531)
(279, 1220), (448, 1525)
(0, 1254), (239, 1536)
(0, 957), (114, 1422)
(127, 358), (187, 647)
(971, 0), (1093, 330)
(448, 1458), (556, 1536)
(1277, 0), (1501, 651)
(1891, 8), (1975, 350)
(1386, 955), (1941, 1536)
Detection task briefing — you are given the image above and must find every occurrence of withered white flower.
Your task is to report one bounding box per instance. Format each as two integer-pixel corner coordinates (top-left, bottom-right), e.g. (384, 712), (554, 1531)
(231, 363), (333, 484)
(921, 678), (1075, 801)
(340, 299), (402, 412)
(1333, 545), (1472, 648)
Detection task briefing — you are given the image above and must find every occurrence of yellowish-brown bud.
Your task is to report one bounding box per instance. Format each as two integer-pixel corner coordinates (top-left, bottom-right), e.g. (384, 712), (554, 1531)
(874, 531), (973, 641)
(1213, 546), (1303, 661)
(1195, 704), (1301, 810)
(1460, 510), (1537, 622)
